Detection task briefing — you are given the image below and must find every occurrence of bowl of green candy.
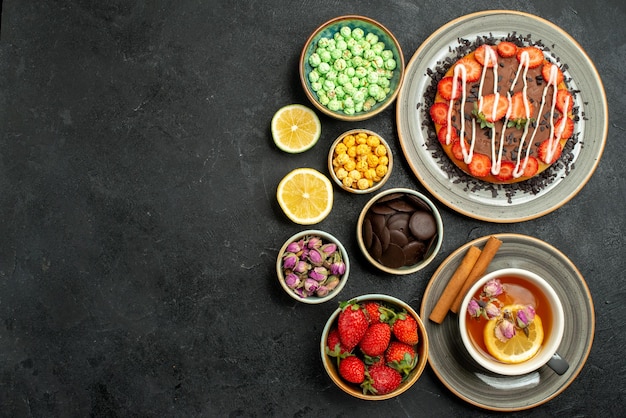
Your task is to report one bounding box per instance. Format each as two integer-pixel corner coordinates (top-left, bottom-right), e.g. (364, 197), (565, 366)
(299, 15), (405, 121)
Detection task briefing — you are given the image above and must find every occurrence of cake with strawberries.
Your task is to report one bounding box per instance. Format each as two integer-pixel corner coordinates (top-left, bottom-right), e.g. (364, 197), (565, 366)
(428, 40), (576, 184)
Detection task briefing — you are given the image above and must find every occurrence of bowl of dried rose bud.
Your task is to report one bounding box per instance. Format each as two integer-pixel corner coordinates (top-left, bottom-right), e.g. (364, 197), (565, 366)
(320, 294), (429, 399)
(276, 229), (349, 304)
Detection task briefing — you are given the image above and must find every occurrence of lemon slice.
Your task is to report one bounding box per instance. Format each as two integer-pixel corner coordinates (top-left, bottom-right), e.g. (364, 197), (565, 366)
(276, 168), (333, 225)
(483, 304), (544, 364)
(271, 104), (321, 153)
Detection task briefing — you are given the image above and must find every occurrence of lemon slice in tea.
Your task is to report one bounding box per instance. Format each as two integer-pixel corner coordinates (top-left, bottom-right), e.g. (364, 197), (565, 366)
(483, 304), (544, 364)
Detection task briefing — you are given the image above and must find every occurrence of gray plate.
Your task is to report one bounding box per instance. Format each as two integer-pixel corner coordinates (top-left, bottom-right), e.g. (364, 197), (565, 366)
(396, 10), (608, 222)
(419, 233), (594, 411)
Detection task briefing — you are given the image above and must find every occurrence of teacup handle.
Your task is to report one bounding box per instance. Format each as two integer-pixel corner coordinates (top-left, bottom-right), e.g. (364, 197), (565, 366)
(547, 352), (569, 375)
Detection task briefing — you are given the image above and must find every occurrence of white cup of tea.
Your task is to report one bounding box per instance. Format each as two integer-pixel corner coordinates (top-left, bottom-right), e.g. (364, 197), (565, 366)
(458, 268), (565, 376)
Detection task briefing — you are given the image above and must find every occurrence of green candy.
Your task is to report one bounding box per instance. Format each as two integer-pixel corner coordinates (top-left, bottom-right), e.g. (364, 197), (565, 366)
(317, 62), (331, 74)
(327, 98), (342, 111)
(309, 53), (321, 67)
(352, 28), (365, 40)
(333, 58), (347, 71)
(309, 26), (397, 115)
(308, 69), (320, 83)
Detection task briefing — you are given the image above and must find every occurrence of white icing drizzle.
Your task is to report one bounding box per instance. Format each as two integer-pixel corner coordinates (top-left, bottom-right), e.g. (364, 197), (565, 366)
(511, 50), (532, 178)
(445, 64), (467, 145)
(545, 64), (570, 162)
(446, 45), (571, 179)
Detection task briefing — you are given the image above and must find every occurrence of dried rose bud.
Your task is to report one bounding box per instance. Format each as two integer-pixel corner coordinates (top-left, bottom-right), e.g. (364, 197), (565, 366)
(307, 236), (322, 249)
(483, 279), (503, 298)
(315, 286), (330, 297)
(516, 305), (536, 328)
(330, 260), (346, 276)
(308, 248), (324, 266)
(495, 319), (516, 342)
(309, 266), (328, 282)
(321, 243), (337, 256)
(293, 260), (310, 274)
(484, 301), (501, 319)
(284, 273), (300, 289)
(282, 252), (298, 270)
(467, 299), (482, 318)
(304, 278), (319, 293)
(286, 241), (302, 253)
(324, 275), (340, 290)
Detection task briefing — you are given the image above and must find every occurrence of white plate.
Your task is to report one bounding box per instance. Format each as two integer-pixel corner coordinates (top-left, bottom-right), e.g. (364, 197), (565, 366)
(420, 233), (594, 411)
(396, 10), (608, 222)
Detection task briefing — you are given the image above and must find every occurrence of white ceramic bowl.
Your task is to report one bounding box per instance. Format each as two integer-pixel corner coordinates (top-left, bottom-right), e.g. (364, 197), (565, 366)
(320, 294), (428, 400)
(276, 229), (349, 304)
(299, 15), (405, 121)
(328, 129), (393, 194)
(356, 188), (443, 275)
(458, 268), (565, 375)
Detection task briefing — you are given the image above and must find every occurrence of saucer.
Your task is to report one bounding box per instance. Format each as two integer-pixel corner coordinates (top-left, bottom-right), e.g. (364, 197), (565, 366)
(419, 233), (594, 411)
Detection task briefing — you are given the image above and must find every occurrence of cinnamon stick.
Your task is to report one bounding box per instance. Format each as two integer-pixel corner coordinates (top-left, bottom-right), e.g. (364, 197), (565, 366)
(450, 236), (503, 314)
(429, 245), (482, 324)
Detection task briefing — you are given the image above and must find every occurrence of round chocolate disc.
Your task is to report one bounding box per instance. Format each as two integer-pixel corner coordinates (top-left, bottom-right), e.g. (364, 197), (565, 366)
(387, 212), (410, 233)
(379, 226), (391, 252)
(369, 234), (383, 261)
(409, 211), (437, 241)
(386, 198), (415, 212)
(389, 229), (409, 247)
(369, 213), (386, 237)
(362, 217), (373, 249)
(403, 240), (426, 265)
(380, 243), (406, 269)
(371, 203), (396, 215)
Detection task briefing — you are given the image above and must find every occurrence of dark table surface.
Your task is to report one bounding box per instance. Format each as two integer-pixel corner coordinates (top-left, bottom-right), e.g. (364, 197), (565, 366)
(1, 1), (624, 416)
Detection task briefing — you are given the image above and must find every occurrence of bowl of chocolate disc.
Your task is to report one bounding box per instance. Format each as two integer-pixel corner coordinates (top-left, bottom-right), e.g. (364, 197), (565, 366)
(356, 188), (443, 274)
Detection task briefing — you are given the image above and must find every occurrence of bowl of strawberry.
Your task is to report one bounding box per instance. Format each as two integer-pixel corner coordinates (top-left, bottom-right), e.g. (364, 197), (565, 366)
(320, 294), (429, 400)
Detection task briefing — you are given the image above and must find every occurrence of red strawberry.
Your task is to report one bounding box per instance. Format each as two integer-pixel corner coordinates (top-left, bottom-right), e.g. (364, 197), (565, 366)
(362, 301), (382, 324)
(480, 94), (508, 123)
(538, 140), (563, 164)
(474, 44), (498, 68)
(326, 328), (351, 357)
(391, 313), (419, 346)
(516, 46), (544, 68)
(542, 62), (564, 86)
(555, 116), (574, 139)
(359, 323), (391, 357)
(385, 341), (418, 377)
(495, 160), (515, 182)
(339, 355), (365, 384)
(337, 301), (369, 350)
(468, 153), (492, 178)
(508, 91), (534, 121)
(497, 41), (518, 58)
(362, 364), (402, 395)
(437, 125), (458, 145)
(437, 76), (461, 101)
(429, 102), (449, 126)
(522, 156), (539, 177)
(456, 57), (482, 82)
(555, 89), (573, 115)
(451, 139), (467, 161)
(362, 301), (394, 324)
